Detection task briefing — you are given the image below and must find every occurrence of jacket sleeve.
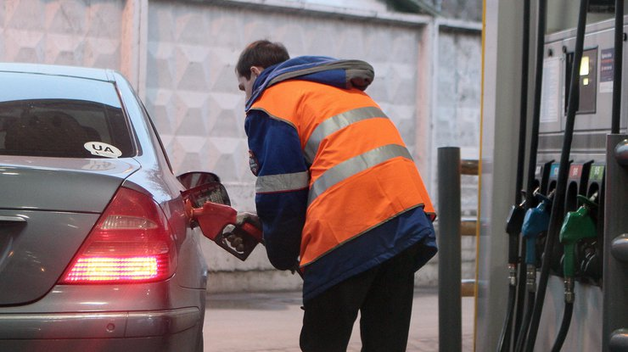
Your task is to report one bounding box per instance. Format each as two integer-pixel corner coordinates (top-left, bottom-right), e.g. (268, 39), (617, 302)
(245, 110), (308, 270)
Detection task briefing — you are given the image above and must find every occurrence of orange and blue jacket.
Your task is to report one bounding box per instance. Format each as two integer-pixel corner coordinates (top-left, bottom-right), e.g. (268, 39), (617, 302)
(244, 56), (437, 302)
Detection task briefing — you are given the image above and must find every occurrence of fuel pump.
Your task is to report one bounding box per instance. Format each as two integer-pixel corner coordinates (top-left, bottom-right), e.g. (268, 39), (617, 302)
(522, 0), (590, 350)
(530, 0), (622, 349)
(551, 193), (599, 351)
(482, 1), (626, 351)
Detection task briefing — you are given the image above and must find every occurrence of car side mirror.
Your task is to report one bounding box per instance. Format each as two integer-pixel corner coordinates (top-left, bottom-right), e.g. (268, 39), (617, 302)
(177, 171), (231, 206)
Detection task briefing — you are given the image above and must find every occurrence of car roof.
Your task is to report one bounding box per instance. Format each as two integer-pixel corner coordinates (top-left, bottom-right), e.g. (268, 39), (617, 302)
(0, 62), (115, 82)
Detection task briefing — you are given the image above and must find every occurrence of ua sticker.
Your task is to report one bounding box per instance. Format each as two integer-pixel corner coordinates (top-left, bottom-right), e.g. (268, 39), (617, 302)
(84, 142), (122, 158)
(249, 150), (259, 176)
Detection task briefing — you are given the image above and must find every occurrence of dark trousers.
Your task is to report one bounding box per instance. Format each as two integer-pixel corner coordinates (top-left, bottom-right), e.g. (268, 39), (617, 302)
(299, 243), (420, 352)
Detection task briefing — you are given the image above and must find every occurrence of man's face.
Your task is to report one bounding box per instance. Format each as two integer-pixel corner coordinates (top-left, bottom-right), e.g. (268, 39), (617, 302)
(237, 66), (262, 101)
(237, 73), (256, 101)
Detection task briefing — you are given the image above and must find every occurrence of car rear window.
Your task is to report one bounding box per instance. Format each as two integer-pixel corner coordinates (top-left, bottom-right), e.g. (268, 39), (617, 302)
(0, 71), (135, 158)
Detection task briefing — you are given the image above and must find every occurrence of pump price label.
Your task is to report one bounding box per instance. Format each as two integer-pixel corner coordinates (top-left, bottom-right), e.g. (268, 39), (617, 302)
(589, 165), (605, 182)
(550, 164), (560, 178)
(569, 165), (582, 179)
(600, 48), (614, 93)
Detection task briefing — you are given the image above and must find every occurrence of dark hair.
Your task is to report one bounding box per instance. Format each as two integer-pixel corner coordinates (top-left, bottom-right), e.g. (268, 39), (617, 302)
(236, 40), (290, 79)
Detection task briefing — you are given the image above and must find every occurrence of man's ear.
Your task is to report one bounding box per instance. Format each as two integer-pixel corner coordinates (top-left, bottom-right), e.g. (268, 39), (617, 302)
(250, 66), (263, 76)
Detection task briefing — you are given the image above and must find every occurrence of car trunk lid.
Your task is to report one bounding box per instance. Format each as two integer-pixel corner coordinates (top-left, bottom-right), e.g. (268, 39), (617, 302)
(0, 156), (140, 305)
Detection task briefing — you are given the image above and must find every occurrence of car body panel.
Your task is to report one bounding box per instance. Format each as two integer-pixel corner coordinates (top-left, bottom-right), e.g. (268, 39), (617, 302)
(0, 328), (202, 352)
(0, 281), (206, 351)
(0, 307), (200, 339)
(0, 156), (139, 212)
(0, 210), (99, 305)
(0, 279), (203, 313)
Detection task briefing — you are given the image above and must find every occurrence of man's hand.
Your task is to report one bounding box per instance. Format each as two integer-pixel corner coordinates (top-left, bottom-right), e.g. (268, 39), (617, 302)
(223, 213), (263, 254)
(236, 212), (262, 231)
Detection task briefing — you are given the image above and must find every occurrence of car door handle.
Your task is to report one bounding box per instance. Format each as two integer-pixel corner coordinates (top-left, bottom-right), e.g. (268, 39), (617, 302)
(0, 216), (26, 223)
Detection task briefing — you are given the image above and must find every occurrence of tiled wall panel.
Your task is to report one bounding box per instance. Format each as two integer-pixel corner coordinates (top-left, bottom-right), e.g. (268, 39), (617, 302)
(146, 3), (424, 203)
(0, 0), (124, 68)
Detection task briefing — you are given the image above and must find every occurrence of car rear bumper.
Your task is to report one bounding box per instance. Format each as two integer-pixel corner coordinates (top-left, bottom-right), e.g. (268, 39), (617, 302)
(0, 333), (201, 352)
(0, 307), (200, 339)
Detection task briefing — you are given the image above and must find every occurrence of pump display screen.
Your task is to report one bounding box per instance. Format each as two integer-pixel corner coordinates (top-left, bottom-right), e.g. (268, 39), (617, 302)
(577, 48), (597, 114)
(580, 56), (590, 83)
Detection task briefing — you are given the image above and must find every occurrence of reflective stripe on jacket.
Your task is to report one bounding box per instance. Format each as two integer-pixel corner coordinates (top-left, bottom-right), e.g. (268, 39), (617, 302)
(250, 80), (435, 267)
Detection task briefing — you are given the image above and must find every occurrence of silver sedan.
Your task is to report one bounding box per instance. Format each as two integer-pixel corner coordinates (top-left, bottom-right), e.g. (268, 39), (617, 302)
(0, 63), (213, 352)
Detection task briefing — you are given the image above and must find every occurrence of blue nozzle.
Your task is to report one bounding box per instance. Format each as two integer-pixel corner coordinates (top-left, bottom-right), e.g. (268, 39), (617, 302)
(521, 194), (552, 265)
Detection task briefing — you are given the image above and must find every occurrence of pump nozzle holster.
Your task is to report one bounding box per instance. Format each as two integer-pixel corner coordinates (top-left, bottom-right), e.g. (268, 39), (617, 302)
(559, 194), (598, 278)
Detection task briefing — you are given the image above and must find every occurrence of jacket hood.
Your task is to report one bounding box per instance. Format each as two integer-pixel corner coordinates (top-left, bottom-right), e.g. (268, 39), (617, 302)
(245, 56), (375, 111)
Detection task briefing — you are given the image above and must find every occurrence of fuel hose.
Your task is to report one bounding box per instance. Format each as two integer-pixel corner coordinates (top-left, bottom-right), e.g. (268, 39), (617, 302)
(550, 302), (574, 352)
(510, 0), (549, 350)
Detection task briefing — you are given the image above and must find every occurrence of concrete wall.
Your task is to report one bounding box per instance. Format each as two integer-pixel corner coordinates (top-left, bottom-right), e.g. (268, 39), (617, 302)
(0, 1), (125, 68)
(429, 24), (482, 283)
(0, 0), (482, 293)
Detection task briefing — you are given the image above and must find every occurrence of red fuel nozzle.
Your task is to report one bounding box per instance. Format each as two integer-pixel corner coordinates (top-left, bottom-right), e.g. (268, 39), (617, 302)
(217, 221), (264, 261)
(187, 201), (262, 261)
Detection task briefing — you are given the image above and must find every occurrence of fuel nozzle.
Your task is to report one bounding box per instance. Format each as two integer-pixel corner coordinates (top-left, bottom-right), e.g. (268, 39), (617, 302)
(506, 198), (527, 236)
(521, 189), (554, 292)
(186, 200), (263, 261)
(559, 192), (598, 303)
(505, 197), (527, 286)
(181, 181), (263, 261)
(220, 213), (264, 260)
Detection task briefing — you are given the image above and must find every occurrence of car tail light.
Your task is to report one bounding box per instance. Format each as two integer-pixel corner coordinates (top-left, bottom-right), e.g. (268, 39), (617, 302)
(59, 187), (177, 284)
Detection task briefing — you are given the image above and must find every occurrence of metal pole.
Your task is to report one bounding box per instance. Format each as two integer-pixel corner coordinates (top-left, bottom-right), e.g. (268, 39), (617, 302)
(438, 146), (462, 352)
(611, 0), (624, 134)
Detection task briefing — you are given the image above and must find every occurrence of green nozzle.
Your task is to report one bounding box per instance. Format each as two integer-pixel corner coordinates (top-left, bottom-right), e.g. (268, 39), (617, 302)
(559, 196), (598, 278)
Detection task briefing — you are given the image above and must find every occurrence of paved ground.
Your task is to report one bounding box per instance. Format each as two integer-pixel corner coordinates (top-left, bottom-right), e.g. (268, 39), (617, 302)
(203, 288), (475, 351)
